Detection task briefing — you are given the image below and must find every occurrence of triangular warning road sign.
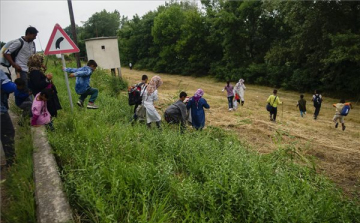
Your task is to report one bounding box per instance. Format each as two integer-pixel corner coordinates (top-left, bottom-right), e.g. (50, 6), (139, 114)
(44, 23), (80, 55)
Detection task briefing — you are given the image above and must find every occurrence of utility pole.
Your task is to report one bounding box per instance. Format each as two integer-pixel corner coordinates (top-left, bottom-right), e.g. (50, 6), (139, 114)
(67, 0), (81, 68)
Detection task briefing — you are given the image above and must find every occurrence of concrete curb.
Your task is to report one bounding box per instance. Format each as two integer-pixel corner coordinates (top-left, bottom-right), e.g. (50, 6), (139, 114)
(32, 126), (73, 223)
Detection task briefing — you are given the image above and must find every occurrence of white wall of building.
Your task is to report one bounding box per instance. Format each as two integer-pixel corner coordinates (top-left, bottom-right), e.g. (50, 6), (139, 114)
(85, 37), (121, 69)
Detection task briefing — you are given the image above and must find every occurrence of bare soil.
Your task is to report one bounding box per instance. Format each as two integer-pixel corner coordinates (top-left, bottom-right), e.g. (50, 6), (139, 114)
(122, 68), (360, 199)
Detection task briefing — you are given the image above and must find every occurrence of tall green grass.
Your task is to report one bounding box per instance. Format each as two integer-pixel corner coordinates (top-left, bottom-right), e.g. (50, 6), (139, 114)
(47, 60), (360, 222)
(1, 110), (36, 223)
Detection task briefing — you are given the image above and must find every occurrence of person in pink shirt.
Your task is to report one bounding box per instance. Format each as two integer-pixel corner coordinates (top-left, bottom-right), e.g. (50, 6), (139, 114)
(222, 81), (234, 111)
(31, 88), (52, 127)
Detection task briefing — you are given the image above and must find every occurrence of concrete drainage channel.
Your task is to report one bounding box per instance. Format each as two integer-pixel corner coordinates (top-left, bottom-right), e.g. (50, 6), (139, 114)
(31, 126), (73, 223)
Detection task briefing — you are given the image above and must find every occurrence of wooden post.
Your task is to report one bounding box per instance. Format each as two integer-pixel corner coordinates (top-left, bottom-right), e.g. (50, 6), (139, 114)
(67, 0), (81, 68)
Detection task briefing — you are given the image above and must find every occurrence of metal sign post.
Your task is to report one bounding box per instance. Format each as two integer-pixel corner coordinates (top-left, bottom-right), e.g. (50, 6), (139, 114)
(61, 54), (74, 111)
(44, 23), (80, 111)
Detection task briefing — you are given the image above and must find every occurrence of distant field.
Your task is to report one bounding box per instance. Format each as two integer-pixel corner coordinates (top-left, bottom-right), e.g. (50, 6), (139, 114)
(123, 68), (360, 198)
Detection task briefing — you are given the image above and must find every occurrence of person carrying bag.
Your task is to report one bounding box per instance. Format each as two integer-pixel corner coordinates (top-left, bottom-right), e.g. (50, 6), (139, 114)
(266, 89), (282, 122)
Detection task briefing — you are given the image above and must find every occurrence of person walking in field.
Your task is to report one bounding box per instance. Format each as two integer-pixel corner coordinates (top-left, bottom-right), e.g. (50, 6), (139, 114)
(234, 78), (246, 106)
(312, 90), (322, 120)
(132, 74), (148, 121)
(64, 60), (99, 109)
(141, 75), (163, 128)
(267, 89), (282, 122)
(222, 81), (234, 111)
(164, 91), (188, 132)
(296, 94), (306, 117)
(332, 99), (352, 131)
(186, 89), (210, 130)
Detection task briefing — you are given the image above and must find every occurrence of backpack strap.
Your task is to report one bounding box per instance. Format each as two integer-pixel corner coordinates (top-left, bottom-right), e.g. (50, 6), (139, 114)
(271, 96), (277, 106)
(140, 85), (148, 105)
(12, 38), (24, 59)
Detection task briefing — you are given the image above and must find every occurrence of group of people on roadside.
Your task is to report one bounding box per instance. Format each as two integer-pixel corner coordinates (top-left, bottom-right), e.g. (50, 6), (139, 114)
(1, 27), (100, 167)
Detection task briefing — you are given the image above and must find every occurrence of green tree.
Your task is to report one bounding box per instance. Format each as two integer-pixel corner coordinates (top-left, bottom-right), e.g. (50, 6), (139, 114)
(83, 10), (121, 39)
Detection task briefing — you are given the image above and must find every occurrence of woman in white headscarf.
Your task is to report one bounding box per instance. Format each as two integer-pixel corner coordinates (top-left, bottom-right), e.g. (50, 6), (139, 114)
(141, 75), (163, 128)
(234, 79), (246, 106)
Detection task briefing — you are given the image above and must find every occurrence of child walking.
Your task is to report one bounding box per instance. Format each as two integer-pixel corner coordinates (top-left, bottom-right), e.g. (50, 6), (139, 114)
(222, 81), (234, 111)
(31, 88), (52, 127)
(296, 94), (306, 117)
(332, 99), (352, 131)
(64, 60), (99, 109)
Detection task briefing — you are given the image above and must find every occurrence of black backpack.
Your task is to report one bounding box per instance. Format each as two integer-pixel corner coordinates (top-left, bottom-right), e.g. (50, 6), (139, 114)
(313, 94), (322, 106)
(128, 83), (145, 105)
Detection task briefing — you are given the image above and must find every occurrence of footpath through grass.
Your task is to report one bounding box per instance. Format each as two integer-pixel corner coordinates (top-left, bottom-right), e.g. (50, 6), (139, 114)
(47, 61), (360, 222)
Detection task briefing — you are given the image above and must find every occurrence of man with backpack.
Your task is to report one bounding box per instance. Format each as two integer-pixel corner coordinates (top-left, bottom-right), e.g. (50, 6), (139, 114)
(312, 90), (322, 120)
(2, 26), (38, 87)
(129, 74), (148, 121)
(332, 99), (352, 131)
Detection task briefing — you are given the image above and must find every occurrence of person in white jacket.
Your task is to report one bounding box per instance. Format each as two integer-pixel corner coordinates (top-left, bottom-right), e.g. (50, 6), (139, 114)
(234, 78), (246, 106)
(141, 75), (163, 128)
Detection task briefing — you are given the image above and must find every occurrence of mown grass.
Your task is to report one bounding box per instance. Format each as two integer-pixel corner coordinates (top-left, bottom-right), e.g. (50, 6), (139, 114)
(1, 108), (36, 223)
(47, 60), (360, 222)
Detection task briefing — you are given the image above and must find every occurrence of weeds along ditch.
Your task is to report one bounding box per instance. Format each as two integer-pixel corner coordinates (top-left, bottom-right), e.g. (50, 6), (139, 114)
(46, 61), (360, 222)
(1, 107), (36, 223)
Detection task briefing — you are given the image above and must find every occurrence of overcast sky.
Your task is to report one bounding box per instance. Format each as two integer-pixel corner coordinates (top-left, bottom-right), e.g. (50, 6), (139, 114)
(0, 0), (171, 49)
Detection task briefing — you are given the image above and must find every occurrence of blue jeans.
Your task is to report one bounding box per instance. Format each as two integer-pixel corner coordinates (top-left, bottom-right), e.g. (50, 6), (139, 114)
(227, 96), (234, 109)
(79, 87), (98, 103)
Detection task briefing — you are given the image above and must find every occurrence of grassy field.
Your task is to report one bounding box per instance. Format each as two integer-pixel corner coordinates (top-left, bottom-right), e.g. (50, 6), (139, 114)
(43, 60), (360, 222)
(123, 68), (360, 199)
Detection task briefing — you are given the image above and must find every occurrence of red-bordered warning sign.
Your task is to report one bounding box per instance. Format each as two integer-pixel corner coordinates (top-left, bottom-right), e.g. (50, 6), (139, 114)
(44, 23), (80, 55)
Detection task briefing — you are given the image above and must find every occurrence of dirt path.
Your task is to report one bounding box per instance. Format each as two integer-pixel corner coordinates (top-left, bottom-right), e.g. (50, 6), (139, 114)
(122, 68), (360, 199)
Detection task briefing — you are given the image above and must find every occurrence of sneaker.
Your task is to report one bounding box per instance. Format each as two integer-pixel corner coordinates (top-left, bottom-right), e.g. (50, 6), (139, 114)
(87, 103), (99, 109)
(342, 125), (346, 131)
(77, 100), (84, 107)
(229, 108), (232, 111)
(335, 123), (338, 128)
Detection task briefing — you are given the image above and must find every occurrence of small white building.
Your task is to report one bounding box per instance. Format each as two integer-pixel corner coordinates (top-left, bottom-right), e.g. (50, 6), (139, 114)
(85, 37), (121, 77)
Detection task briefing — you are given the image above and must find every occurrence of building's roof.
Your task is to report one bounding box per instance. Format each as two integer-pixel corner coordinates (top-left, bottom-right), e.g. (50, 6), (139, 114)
(84, 37), (118, 41)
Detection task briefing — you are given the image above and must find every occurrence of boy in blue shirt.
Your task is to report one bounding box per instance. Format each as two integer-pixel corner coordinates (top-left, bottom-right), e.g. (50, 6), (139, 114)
(63, 60), (99, 109)
(14, 78), (32, 118)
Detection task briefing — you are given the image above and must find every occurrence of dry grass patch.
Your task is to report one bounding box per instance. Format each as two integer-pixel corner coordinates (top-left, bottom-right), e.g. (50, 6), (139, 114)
(123, 68), (360, 199)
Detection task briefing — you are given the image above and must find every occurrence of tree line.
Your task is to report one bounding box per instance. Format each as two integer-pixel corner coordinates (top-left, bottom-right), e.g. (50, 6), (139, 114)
(67, 1), (360, 99)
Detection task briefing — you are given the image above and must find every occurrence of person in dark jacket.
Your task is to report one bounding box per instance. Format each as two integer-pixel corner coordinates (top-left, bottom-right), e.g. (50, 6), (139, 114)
(164, 91), (188, 132)
(14, 78), (32, 118)
(1, 70), (17, 167)
(27, 54), (62, 118)
(296, 94), (306, 117)
(312, 90), (322, 120)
